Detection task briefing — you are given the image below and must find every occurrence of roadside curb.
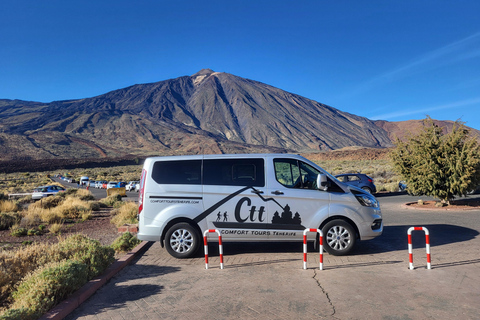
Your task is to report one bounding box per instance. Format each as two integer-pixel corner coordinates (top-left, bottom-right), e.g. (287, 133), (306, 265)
(40, 241), (152, 320)
(402, 202), (480, 211)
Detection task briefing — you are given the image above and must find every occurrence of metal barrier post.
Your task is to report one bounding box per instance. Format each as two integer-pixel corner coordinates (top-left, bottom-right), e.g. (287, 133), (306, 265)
(407, 227), (431, 270)
(203, 229), (224, 270)
(303, 228), (324, 270)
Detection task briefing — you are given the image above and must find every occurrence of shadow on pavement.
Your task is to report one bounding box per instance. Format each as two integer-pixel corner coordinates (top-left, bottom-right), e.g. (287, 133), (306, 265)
(375, 191), (409, 197)
(203, 224), (478, 258)
(66, 265), (180, 319)
(355, 224), (479, 255)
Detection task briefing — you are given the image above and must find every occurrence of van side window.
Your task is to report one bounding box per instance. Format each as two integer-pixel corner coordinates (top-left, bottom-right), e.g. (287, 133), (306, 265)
(152, 160), (202, 185)
(274, 159), (301, 188)
(274, 159), (323, 190)
(203, 159), (265, 187)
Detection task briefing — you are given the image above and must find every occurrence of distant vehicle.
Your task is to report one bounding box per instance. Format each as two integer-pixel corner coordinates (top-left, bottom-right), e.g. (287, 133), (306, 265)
(89, 181), (96, 187)
(106, 181), (117, 189)
(115, 181), (127, 188)
(126, 181), (139, 191)
(398, 181), (407, 192)
(335, 173), (377, 194)
(32, 185), (66, 200)
(79, 176), (89, 186)
(135, 182), (140, 192)
(95, 181), (107, 188)
(468, 185), (480, 195)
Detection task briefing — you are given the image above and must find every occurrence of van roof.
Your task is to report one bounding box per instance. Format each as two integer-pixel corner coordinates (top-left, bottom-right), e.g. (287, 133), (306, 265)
(144, 153), (306, 162)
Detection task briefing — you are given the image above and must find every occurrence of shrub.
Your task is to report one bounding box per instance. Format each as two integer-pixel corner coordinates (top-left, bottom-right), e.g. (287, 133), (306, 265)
(391, 117), (480, 203)
(40, 210), (62, 224)
(55, 235), (115, 279)
(0, 212), (22, 231)
(27, 228), (41, 236)
(10, 225), (27, 237)
(88, 201), (104, 211)
(101, 194), (123, 207)
(6, 260), (89, 320)
(111, 232), (141, 253)
(0, 235), (115, 311)
(49, 223), (62, 234)
(51, 197), (92, 219)
(111, 201), (138, 227)
(0, 200), (20, 213)
(29, 196), (63, 210)
(75, 189), (96, 201)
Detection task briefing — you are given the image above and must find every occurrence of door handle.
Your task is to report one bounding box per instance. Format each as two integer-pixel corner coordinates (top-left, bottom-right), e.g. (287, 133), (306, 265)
(271, 190), (284, 195)
(251, 189), (264, 194)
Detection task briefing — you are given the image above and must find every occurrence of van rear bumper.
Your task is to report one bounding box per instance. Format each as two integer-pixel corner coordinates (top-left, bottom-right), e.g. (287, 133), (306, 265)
(137, 232), (161, 242)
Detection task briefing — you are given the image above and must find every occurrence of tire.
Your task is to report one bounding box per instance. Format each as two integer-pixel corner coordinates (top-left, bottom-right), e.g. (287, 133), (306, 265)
(361, 187), (372, 194)
(322, 219), (356, 256)
(164, 222), (201, 258)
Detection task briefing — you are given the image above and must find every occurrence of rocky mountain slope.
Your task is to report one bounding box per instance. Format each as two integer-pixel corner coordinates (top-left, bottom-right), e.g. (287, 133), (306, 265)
(0, 69), (475, 162)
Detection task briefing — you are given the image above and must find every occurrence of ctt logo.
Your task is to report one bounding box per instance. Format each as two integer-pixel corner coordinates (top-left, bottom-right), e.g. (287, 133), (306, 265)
(234, 197), (266, 223)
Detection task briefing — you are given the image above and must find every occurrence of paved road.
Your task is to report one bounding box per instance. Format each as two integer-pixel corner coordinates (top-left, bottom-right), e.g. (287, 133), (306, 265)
(65, 193), (480, 319)
(53, 178), (139, 201)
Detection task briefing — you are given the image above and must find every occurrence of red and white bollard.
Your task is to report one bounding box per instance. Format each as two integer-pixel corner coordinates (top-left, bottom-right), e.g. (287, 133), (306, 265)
(303, 228), (324, 270)
(203, 229), (224, 270)
(407, 227), (431, 270)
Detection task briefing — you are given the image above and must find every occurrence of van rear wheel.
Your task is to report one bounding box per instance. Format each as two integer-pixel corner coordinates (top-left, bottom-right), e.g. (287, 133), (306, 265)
(165, 223), (200, 258)
(322, 219), (356, 256)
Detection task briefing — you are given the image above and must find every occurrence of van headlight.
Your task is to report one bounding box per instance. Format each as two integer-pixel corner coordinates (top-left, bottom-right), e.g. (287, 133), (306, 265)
(355, 194), (379, 208)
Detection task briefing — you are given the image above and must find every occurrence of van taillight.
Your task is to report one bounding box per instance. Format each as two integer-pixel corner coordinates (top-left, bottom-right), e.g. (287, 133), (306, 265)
(138, 169), (147, 215)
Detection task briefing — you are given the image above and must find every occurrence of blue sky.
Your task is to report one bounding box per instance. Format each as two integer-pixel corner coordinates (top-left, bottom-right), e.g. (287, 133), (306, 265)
(1, 1), (480, 130)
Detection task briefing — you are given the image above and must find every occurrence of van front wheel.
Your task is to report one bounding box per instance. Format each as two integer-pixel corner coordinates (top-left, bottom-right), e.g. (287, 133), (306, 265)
(165, 223), (200, 258)
(322, 220), (356, 256)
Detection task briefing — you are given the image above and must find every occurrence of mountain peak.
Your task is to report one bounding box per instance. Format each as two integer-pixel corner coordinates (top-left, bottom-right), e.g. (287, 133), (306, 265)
(191, 69), (215, 77)
(191, 69), (217, 86)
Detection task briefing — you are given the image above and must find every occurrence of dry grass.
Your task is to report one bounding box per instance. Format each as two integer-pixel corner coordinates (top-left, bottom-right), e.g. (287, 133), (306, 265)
(111, 201), (138, 227)
(0, 200), (20, 213)
(48, 223), (63, 234)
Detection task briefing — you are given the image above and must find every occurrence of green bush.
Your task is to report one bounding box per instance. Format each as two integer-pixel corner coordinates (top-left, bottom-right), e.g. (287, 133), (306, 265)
(55, 235), (115, 278)
(6, 260), (89, 320)
(10, 225), (27, 237)
(111, 232), (141, 253)
(0, 234), (115, 310)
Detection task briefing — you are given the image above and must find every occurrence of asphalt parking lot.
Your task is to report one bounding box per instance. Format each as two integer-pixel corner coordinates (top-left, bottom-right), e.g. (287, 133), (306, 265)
(64, 193), (480, 320)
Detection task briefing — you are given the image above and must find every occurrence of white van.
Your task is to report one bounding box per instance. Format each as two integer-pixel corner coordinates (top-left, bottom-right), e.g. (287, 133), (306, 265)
(137, 154), (382, 258)
(79, 176), (89, 186)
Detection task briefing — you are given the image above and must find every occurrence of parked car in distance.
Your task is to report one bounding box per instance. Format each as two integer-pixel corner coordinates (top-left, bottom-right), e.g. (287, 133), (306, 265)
(115, 182), (127, 188)
(32, 185), (66, 200)
(468, 185), (480, 195)
(126, 181), (139, 191)
(135, 182), (140, 192)
(335, 173), (377, 194)
(95, 180), (107, 188)
(89, 181), (96, 187)
(106, 181), (117, 189)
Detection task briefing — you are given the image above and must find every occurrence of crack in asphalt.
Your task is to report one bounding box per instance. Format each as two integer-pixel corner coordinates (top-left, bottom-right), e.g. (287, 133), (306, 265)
(313, 269), (339, 319)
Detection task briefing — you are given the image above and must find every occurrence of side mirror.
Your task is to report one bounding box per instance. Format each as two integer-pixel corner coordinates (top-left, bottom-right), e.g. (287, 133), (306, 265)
(317, 173), (329, 191)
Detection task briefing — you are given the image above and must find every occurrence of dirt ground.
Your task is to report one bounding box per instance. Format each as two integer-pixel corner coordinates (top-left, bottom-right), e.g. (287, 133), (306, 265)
(0, 208), (120, 252)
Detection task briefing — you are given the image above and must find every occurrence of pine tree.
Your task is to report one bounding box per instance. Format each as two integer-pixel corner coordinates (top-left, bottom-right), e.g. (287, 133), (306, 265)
(390, 117), (480, 204)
